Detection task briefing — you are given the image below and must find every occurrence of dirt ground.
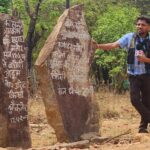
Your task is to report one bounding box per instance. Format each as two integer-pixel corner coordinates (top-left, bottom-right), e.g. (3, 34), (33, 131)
(26, 88), (150, 150)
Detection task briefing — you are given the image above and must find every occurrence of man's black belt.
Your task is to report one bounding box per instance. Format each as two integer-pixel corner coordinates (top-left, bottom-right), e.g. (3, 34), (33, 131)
(128, 74), (150, 77)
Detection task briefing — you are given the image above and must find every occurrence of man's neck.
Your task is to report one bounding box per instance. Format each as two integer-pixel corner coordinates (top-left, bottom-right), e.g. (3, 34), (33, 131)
(138, 32), (149, 38)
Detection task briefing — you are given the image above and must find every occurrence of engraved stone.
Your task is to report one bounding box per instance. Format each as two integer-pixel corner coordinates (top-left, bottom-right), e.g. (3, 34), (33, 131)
(0, 14), (31, 148)
(35, 5), (100, 142)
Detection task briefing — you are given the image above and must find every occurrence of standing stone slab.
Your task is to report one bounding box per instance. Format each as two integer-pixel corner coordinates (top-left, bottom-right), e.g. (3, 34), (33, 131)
(0, 14), (31, 148)
(35, 5), (100, 142)
(0, 42), (7, 147)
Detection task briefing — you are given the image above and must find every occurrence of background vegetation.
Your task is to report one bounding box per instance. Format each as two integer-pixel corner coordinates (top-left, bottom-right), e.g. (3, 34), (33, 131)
(0, 0), (149, 93)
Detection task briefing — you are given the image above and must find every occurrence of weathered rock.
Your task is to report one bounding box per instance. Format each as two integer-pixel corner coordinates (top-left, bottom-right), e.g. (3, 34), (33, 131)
(29, 140), (90, 150)
(80, 132), (100, 140)
(0, 13), (31, 148)
(0, 16), (7, 148)
(35, 5), (100, 142)
(0, 114), (7, 147)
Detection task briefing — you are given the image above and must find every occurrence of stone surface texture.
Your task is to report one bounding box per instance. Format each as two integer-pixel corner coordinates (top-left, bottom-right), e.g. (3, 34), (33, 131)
(35, 5), (100, 142)
(0, 13), (31, 148)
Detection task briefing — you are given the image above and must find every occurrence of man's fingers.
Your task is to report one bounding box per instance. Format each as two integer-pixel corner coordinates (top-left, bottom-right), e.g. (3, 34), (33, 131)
(91, 39), (98, 49)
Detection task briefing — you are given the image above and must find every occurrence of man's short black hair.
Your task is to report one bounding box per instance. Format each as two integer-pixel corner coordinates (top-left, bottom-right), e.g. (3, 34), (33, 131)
(136, 15), (150, 25)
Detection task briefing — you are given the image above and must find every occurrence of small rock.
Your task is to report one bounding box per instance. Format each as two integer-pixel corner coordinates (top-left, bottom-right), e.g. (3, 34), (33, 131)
(80, 132), (99, 140)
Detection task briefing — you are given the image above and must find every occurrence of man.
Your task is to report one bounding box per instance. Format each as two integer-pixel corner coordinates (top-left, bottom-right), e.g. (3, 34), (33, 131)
(94, 16), (150, 133)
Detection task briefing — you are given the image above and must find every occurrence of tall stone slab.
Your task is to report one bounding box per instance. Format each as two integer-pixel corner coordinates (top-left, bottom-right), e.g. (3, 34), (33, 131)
(0, 26), (7, 147)
(35, 5), (100, 142)
(0, 14), (31, 148)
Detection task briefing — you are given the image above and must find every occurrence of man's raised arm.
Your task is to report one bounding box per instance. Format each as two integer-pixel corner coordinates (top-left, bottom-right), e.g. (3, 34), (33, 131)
(94, 41), (120, 50)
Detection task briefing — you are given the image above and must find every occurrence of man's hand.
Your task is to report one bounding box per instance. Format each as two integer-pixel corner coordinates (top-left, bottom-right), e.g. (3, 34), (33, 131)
(91, 39), (120, 50)
(91, 39), (98, 49)
(138, 56), (150, 63)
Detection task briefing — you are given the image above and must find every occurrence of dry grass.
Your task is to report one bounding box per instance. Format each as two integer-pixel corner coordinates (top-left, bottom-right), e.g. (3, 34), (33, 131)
(28, 97), (57, 147)
(96, 88), (133, 119)
(95, 87), (139, 137)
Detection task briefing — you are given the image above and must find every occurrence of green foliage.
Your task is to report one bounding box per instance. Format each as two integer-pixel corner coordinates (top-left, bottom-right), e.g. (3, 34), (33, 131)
(37, 0), (65, 32)
(32, 0), (66, 61)
(92, 5), (139, 43)
(0, 0), (10, 13)
(126, 0), (150, 15)
(92, 4), (139, 93)
(72, 0), (126, 34)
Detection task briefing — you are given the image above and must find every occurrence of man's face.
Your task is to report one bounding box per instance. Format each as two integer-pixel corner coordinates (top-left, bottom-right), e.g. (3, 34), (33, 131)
(136, 20), (150, 36)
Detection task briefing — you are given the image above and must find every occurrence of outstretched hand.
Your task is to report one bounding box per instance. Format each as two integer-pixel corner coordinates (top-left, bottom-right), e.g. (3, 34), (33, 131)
(91, 39), (98, 49)
(138, 56), (150, 63)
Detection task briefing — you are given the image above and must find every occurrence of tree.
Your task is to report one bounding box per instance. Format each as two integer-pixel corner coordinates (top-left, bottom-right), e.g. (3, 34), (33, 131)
(125, 0), (150, 15)
(0, 0), (10, 13)
(24, 0), (43, 70)
(134, 0), (150, 15)
(92, 4), (139, 93)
